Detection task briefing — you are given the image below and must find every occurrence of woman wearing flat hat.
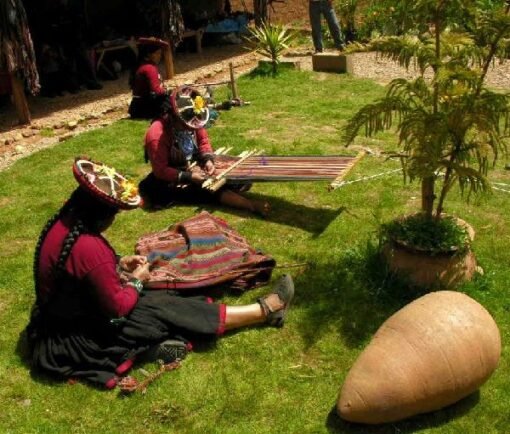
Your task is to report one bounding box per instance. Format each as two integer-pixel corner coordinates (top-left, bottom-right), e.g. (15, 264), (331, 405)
(128, 37), (170, 119)
(139, 85), (270, 215)
(26, 157), (293, 388)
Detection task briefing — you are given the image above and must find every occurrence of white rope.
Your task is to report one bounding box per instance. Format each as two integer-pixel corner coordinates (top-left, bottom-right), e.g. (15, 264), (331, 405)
(342, 151), (510, 195)
(492, 186), (510, 194)
(334, 168), (402, 188)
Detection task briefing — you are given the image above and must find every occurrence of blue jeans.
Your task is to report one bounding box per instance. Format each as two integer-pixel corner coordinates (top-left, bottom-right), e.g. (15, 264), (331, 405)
(309, 0), (344, 52)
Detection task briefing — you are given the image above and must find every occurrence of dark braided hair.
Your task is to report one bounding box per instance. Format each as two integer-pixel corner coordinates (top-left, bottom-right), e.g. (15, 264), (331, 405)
(33, 187), (119, 302)
(33, 199), (74, 301)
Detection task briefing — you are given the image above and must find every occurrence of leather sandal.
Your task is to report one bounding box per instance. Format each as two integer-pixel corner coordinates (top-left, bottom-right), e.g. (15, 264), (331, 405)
(257, 274), (295, 327)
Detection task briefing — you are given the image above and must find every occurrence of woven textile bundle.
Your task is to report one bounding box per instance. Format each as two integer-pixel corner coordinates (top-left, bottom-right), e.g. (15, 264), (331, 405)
(136, 212), (275, 291)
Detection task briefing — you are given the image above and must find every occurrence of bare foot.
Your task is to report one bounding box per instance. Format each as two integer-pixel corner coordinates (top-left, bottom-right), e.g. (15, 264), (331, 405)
(252, 200), (271, 217)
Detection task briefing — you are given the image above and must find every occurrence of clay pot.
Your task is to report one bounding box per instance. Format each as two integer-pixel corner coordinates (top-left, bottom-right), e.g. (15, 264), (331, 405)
(381, 217), (477, 289)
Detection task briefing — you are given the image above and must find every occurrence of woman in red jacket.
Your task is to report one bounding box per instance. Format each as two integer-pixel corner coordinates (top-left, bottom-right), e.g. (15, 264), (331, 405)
(26, 157), (293, 388)
(139, 85), (270, 215)
(128, 37), (170, 119)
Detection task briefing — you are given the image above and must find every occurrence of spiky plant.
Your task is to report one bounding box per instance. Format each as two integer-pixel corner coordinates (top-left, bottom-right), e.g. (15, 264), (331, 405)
(343, 0), (510, 221)
(246, 21), (295, 75)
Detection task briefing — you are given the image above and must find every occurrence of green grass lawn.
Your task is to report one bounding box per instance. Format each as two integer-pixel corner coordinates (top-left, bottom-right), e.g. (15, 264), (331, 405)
(0, 68), (509, 434)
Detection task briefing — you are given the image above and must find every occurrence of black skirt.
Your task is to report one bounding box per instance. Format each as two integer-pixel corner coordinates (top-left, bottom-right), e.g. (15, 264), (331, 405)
(28, 291), (224, 387)
(128, 94), (167, 119)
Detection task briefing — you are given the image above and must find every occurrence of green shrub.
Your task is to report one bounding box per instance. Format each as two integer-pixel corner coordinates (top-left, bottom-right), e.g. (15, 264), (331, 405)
(381, 213), (471, 255)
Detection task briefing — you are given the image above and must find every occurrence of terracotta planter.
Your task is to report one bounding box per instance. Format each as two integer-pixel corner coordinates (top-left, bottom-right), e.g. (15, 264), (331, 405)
(381, 217), (478, 289)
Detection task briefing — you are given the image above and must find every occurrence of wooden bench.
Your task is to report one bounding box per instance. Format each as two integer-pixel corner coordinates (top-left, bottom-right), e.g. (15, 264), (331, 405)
(161, 29), (205, 80)
(94, 40), (138, 77)
(182, 28), (205, 54)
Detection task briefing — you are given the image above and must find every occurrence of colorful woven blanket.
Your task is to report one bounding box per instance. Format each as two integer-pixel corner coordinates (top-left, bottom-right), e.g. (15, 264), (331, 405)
(135, 211), (275, 291)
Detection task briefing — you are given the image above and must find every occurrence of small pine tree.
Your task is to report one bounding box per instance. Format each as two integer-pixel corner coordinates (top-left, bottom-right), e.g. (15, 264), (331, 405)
(343, 0), (510, 220)
(246, 22), (295, 75)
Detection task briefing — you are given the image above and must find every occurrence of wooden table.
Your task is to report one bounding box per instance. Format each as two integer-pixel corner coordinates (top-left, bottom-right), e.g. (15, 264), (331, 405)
(182, 28), (205, 54)
(95, 41), (138, 77)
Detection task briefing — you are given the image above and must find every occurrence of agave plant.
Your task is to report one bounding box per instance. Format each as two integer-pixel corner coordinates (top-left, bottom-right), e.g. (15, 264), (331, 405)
(246, 21), (295, 75)
(344, 0), (510, 222)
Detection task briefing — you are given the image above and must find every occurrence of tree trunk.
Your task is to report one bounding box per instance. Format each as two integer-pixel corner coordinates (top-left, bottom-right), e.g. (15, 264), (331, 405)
(254, 0), (268, 25)
(10, 74), (31, 125)
(421, 177), (435, 218)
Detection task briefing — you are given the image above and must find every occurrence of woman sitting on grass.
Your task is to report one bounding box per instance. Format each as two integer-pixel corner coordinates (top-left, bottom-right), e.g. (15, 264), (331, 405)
(128, 37), (170, 119)
(26, 157), (294, 389)
(138, 85), (270, 216)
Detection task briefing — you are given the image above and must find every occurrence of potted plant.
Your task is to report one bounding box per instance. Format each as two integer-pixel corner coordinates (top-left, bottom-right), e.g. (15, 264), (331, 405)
(246, 21), (296, 75)
(343, 0), (510, 288)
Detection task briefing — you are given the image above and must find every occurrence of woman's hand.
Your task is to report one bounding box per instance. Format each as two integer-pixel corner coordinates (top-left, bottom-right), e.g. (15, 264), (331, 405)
(131, 263), (151, 283)
(119, 255), (148, 272)
(204, 160), (215, 176)
(191, 171), (206, 185)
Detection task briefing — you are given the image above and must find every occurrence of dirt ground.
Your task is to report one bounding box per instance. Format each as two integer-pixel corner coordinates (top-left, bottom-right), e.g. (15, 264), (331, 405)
(0, 45), (260, 171)
(2, 0), (510, 171)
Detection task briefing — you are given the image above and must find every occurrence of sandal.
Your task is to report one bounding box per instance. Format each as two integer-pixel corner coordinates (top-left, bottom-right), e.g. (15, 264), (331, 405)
(257, 274), (295, 327)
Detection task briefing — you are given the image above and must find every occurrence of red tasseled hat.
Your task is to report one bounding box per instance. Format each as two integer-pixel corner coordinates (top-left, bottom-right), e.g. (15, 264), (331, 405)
(72, 157), (141, 210)
(170, 85), (210, 130)
(137, 37), (169, 48)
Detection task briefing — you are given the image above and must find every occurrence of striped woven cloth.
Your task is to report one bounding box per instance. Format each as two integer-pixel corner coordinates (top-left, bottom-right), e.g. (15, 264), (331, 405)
(135, 211), (275, 291)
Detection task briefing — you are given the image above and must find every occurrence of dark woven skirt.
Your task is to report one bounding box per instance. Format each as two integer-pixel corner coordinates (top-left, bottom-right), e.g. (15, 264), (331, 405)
(128, 94), (167, 119)
(29, 291), (225, 387)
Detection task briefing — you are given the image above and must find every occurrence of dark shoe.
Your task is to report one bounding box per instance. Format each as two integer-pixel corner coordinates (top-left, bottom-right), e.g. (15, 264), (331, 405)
(142, 339), (190, 363)
(258, 274), (295, 327)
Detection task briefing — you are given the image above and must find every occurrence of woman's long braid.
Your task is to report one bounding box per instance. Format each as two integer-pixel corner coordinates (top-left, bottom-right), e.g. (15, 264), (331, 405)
(32, 200), (73, 302)
(33, 187), (118, 304)
(54, 219), (87, 279)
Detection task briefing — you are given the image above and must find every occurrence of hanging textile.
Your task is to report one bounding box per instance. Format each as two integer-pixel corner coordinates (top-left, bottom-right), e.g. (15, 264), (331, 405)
(0, 0), (40, 95)
(163, 0), (184, 46)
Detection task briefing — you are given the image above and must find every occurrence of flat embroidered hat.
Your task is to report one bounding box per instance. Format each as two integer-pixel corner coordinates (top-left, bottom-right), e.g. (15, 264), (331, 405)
(170, 85), (210, 130)
(137, 37), (169, 48)
(72, 157), (141, 210)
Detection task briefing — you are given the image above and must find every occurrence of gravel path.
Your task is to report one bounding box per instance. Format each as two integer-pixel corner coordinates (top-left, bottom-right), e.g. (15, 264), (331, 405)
(0, 45), (258, 171)
(1, 48), (509, 172)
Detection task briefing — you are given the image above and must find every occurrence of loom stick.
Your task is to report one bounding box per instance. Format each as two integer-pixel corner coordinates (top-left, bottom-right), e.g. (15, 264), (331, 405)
(329, 151), (366, 191)
(203, 149), (258, 191)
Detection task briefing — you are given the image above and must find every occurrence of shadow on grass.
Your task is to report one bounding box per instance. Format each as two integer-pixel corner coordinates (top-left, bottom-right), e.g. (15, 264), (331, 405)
(292, 240), (431, 350)
(143, 192), (345, 236)
(325, 391), (480, 433)
(293, 240), (491, 349)
(15, 321), (221, 390)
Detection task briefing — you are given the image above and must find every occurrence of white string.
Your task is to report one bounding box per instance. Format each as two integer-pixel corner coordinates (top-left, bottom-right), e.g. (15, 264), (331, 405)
(333, 168), (402, 188)
(341, 151), (510, 194)
(492, 186), (510, 194)
(335, 164), (510, 194)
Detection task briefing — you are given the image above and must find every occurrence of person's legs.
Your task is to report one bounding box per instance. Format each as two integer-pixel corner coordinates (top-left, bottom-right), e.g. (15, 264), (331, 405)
(322, 1), (345, 49)
(224, 303), (266, 329)
(138, 173), (175, 208)
(309, 1), (324, 52)
(218, 189), (270, 217)
(225, 275), (294, 330)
